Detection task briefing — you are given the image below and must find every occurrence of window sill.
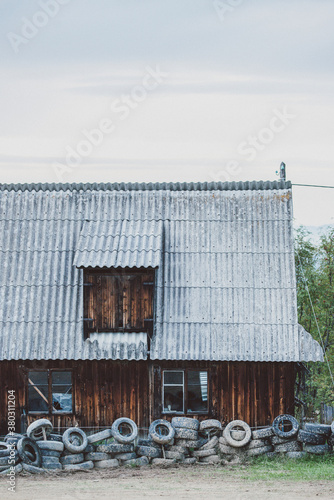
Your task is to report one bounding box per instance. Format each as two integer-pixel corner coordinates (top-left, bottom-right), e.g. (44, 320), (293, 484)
(162, 411), (209, 416)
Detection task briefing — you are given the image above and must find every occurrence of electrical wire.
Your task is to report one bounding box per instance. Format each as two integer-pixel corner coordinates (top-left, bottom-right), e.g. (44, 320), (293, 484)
(296, 248), (334, 389)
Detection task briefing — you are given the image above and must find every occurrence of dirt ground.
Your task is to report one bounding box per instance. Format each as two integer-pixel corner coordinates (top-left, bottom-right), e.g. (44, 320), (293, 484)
(1, 466), (333, 500)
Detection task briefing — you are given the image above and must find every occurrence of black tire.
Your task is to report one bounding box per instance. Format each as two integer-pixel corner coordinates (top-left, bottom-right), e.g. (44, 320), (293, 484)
(94, 459), (119, 469)
(39, 450), (61, 458)
(174, 428), (198, 441)
(84, 452), (111, 461)
(252, 427), (274, 440)
(297, 429), (326, 445)
(22, 463), (45, 474)
(151, 458), (176, 467)
(37, 441), (64, 453)
(192, 448), (217, 458)
(87, 429), (113, 444)
(49, 434), (63, 442)
(164, 451), (185, 461)
(63, 461), (94, 471)
(245, 445), (273, 457)
(286, 451), (307, 459)
(304, 423), (331, 437)
(246, 438), (271, 450)
(272, 435), (296, 445)
(0, 443), (12, 458)
(97, 443), (133, 454)
(111, 418), (138, 444)
(199, 420), (222, 434)
(171, 417), (200, 431)
(41, 457), (61, 465)
(149, 420), (175, 445)
(272, 415), (299, 439)
(114, 452), (137, 461)
(27, 419), (53, 441)
(63, 428), (88, 453)
(60, 453), (84, 465)
(4, 433), (24, 446)
(0, 463), (22, 475)
(200, 436), (219, 450)
(17, 437), (42, 467)
(123, 456), (149, 466)
(274, 441), (302, 453)
(304, 443), (331, 455)
(135, 445), (162, 458)
(42, 463), (62, 471)
(137, 439), (160, 448)
(223, 420), (252, 448)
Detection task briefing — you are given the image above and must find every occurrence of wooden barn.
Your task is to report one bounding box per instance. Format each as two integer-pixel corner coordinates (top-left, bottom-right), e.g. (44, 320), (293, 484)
(0, 180), (323, 435)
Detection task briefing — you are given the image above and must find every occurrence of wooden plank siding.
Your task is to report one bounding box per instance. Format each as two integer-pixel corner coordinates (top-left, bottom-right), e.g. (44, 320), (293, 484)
(0, 360), (295, 435)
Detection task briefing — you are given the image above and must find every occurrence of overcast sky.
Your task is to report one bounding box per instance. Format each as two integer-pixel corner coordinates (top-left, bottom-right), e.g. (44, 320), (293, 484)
(0, 0), (333, 227)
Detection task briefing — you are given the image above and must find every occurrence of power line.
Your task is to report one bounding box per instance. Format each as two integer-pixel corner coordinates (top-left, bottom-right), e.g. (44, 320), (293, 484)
(292, 183), (334, 189)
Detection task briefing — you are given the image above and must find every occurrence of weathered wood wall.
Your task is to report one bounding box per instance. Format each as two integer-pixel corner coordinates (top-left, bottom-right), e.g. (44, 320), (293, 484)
(0, 360), (295, 435)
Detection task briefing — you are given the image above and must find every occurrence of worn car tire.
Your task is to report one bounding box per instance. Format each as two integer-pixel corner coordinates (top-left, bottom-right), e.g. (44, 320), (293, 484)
(164, 451), (185, 461)
(0, 463), (23, 475)
(200, 436), (218, 450)
(97, 443), (133, 454)
(184, 457), (197, 465)
(192, 448), (217, 458)
(41, 457), (61, 465)
(0, 443), (12, 458)
(114, 452), (137, 461)
(252, 427), (274, 440)
(22, 463), (45, 474)
(304, 423), (331, 437)
(111, 418), (138, 444)
(297, 429), (326, 445)
(27, 419), (53, 441)
(151, 458), (176, 467)
(60, 453), (84, 465)
(245, 445), (273, 457)
(272, 415), (299, 439)
(286, 451), (307, 459)
(246, 438), (271, 450)
(274, 441), (302, 453)
(199, 420), (222, 434)
(174, 438), (206, 449)
(37, 441), (64, 453)
(218, 443), (240, 455)
(87, 429), (112, 444)
(174, 428), (198, 440)
(84, 452), (111, 462)
(17, 437), (42, 467)
(223, 420), (251, 448)
(200, 455), (220, 463)
(171, 417), (200, 431)
(123, 456), (149, 466)
(39, 450), (61, 458)
(272, 435), (296, 445)
(63, 461), (94, 471)
(63, 428), (88, 453)
(149, 420), (175, 445)
(304, 443), (331, 455)
(136, 445), (162, 458)
(94, 459), (119, 469)
(49, 434), (63, 442)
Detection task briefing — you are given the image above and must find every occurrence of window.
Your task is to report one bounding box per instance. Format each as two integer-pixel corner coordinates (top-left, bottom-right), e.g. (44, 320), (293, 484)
(28, 371), (73, 414)
(163, 370), (208, 414)
(83, 268), (154, 336)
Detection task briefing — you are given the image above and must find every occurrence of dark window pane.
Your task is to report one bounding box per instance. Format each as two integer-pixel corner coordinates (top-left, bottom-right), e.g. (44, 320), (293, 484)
(52, 372), (72, 413)
(187, 371), (208, 413)
(163, 386), (184, 412)
(163, 371), (183, 385)
(28, 372), (49, 412)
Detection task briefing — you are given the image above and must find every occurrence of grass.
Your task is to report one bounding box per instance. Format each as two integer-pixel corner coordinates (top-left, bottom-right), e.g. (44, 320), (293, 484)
(236, 454), (334, 481)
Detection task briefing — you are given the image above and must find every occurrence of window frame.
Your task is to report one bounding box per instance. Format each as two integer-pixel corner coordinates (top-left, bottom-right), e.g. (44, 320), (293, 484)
(162, 369), (209, 415)
(83, 267), (155, 336)
(27, 369), (73, 416)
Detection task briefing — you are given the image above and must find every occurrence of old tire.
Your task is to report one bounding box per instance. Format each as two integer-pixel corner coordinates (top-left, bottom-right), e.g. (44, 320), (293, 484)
(63, 461), (94, 471)
(272, 435), (296, 445)
(97, 443), (133, 454)
(17, 437), (42, 467)
(94, 459), (119, 469)
(84, 452), (111, 461)
(0, 443), (12, 458)
(286, 451), (307, 459)
(151, 458), (176, 467)
(136, 445), (162, 458)
(272, 415), (299, 439)
(39, 450), (61, 458)
(87, 429), (112, 444)
(60, 453), (84, 465)
(123, 456), (149, 466)
(297, 429), (326, 445)
(200, 436), (219, 450)
(245, 445), (273, 457)
(114, 452), (137, 461)
(304, 423), (331, 437)
(192, 448), (217, 458)
(274, 441), (302, 453)
(252, 427), (274, 440)
(246, 438), (271, 450)
(171, 417), (200, 431)
(304, 443), (331, 455)
(37, 441), (64, 453)
(223, 420), (251, 448)
(174, 428), (198, 440)
(199, 420), (222, 434)
(63, 428), (88, 453)
(27, 419), (53, 441)
(149, 420), (175, 445)
(111, 418), (138, 444)
(22, 463), (45, 474)
(164, 451), (185, 461)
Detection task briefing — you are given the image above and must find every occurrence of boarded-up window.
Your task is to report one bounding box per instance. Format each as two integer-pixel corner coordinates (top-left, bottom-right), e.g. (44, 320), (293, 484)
(84, 268), (155, 335)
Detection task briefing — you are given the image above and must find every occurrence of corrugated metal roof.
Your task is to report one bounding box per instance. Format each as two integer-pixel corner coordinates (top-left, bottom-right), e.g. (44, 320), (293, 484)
(74, 220), (163, 268)
(0, 182), (323, 362)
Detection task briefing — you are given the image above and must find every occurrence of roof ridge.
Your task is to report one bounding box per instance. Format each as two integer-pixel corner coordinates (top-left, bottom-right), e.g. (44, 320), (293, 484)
(0, 180), (291, 192)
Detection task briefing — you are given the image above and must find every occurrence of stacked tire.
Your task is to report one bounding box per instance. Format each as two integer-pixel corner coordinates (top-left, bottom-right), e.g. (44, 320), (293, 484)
(191, 435), (220, 464)
(149, 419), (176, 466)
(297, 423), (332, 456)
(271, 415), (303, 458)
(61, 427), (93, 471)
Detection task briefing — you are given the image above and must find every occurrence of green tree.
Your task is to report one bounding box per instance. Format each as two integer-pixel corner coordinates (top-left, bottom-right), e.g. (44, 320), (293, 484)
(295, 226), (334, 411)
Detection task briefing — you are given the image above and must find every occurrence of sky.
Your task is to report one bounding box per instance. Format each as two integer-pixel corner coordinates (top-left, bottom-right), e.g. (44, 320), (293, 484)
(0, 0), (333, 227)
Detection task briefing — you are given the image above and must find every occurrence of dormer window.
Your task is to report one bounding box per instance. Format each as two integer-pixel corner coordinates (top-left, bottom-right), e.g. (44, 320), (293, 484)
(83, 268), (155, 337)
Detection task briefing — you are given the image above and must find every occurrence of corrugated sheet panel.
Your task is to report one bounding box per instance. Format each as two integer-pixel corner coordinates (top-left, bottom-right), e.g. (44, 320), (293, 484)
(0, 183), (323, 362)
(74, 220), (163, 268)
